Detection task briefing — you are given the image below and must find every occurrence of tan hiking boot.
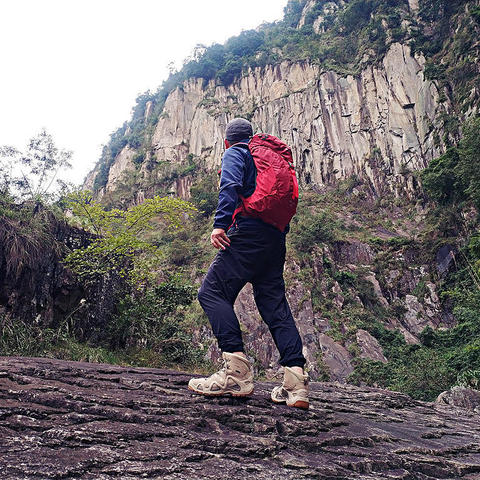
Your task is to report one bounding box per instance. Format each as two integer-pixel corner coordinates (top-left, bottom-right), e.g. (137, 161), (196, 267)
(188, 352), (254, 397)
(271, 366), (309, 409)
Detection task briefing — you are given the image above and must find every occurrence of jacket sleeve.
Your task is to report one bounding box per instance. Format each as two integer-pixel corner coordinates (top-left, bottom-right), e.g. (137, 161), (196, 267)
(213, 147), (246, 230)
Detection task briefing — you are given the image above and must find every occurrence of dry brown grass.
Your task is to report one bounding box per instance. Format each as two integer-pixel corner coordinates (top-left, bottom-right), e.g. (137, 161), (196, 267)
(0, 203), (59, 285)
(1, 217), (42, 282)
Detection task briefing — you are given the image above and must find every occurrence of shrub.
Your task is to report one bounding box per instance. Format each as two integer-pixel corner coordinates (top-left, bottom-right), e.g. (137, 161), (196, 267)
(65, 191), (197, 286)
(290, 210), (337, 253)
(108, 280), (202, 366)
(190, 172), (219, 217)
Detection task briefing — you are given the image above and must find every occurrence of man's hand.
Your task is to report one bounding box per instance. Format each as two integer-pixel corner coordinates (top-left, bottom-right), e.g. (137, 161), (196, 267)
(210, 228), (231, 250)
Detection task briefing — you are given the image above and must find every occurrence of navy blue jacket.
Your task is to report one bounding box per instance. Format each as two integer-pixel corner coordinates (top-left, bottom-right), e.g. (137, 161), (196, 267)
(213, 139), (257, 230)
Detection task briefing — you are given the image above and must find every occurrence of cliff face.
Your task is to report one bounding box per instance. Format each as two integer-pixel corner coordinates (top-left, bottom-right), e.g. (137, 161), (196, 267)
(88, 42), (446, 198)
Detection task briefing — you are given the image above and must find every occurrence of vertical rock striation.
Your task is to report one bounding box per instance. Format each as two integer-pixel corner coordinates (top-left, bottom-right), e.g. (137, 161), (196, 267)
(98, 42), (446, 199)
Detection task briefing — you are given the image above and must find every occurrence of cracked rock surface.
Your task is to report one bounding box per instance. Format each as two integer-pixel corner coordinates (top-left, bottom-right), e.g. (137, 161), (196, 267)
(1, 356), (480, 480)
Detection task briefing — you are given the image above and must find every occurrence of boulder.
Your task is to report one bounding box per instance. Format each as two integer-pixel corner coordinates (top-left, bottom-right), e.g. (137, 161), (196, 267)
(356, 329), (388, 363)
(436, 386), (480, 412)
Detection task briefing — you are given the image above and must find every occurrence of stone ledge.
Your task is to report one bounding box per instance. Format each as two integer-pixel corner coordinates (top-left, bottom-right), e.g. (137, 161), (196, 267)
(1, 356), (480, 479)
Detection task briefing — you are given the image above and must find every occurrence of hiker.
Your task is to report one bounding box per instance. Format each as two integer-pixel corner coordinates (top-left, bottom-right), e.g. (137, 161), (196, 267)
(188, 118), (309, 409)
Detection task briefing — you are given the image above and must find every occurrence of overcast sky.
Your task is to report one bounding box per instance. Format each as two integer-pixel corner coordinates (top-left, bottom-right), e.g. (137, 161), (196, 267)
(1, 0), (287, 185)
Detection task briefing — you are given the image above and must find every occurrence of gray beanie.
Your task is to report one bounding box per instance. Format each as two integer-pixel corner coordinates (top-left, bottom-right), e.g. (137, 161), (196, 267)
(225, 118), (253, 143)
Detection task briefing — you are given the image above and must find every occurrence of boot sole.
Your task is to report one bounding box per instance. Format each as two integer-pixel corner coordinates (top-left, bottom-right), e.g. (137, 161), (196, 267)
(271, 398), (310, 410)
(289, 400), (309, 410)
(188, 385), (254, 397)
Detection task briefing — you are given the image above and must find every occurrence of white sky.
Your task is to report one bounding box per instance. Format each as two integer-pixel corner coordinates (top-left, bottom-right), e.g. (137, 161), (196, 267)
(1, 0), (287, 185)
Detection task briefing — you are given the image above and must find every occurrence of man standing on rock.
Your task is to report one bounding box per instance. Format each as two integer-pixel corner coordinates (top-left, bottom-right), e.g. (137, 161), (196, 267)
(188, 118), (309, 409)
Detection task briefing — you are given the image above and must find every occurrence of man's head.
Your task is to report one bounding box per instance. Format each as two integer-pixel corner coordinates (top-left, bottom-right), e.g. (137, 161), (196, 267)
(225, 118), (253, 147)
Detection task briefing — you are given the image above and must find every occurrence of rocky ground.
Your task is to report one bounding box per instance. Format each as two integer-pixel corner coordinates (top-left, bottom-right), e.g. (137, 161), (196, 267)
(1, 357), (480, 480)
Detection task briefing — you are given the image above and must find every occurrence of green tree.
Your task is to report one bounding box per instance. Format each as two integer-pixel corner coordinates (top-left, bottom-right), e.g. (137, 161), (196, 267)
(457, 118), (480, 210)
(65, 190), (197, 287)
(0, 129), (72, 202)
(421, 117), (480, 210)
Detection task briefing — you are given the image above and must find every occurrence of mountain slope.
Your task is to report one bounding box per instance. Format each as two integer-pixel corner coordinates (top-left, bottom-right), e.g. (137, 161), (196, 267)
(76, 0), (480, 392)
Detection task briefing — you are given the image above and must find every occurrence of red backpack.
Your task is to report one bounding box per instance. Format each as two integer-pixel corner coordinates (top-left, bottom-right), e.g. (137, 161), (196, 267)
(233, 134), (299, 232)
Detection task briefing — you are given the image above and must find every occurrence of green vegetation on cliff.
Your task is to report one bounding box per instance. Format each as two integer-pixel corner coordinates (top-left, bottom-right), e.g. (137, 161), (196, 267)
(347, 117), (480, 400)
(421, 117), (480, 210)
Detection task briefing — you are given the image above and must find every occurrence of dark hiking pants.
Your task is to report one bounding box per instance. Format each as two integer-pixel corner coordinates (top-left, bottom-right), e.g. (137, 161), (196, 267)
(198, 218), (306, 368)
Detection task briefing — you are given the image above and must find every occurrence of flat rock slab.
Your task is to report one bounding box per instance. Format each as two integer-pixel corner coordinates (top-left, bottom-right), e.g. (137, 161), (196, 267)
(1, 357), (480, 479)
